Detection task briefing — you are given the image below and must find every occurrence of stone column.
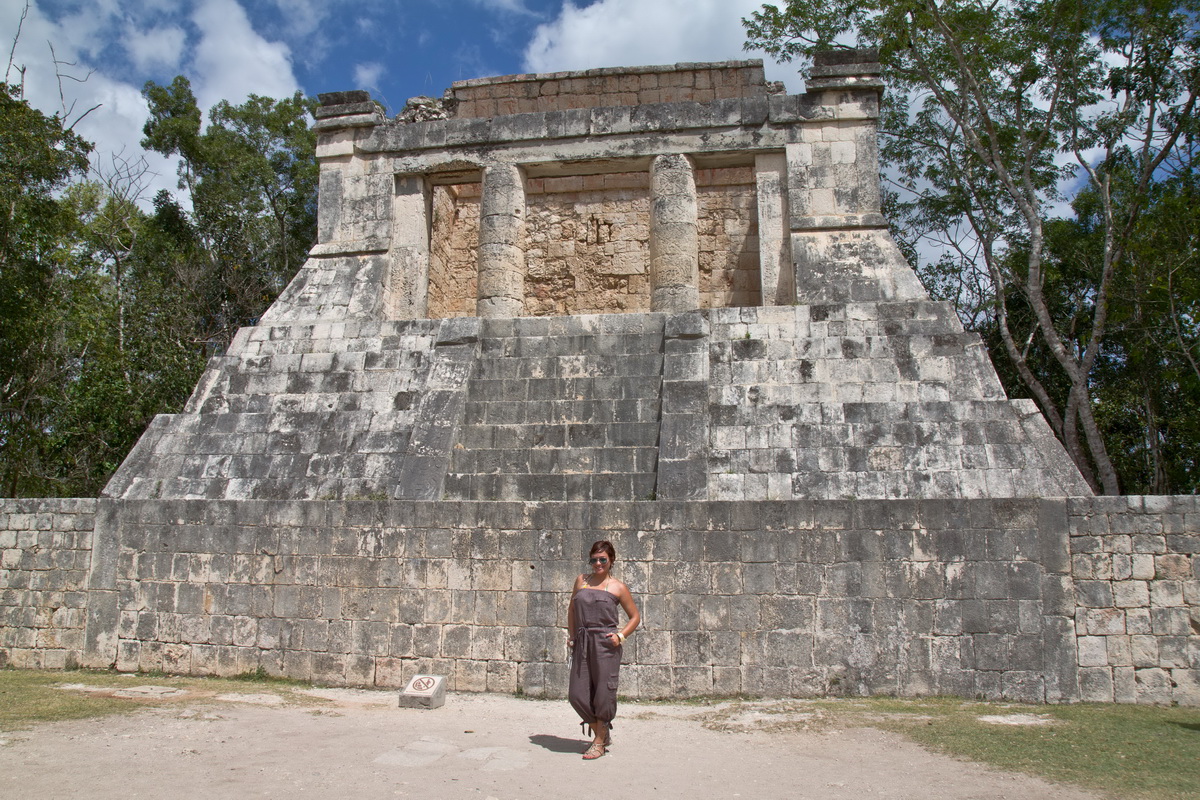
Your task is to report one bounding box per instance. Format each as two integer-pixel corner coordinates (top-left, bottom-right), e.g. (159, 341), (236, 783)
(476, 163), (526, 318)
(388, 175), (431, 319)
(649, 154), (699, 312)
(754, 153), (791, 305)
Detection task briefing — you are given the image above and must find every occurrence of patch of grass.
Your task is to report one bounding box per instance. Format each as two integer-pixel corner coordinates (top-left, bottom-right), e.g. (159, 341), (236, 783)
(0, 668), (321, 732)
(807, 697), (1200, 800)
(874, 698), (1200, 800)
(670, 695), (1198, 799)
(0, 669), (139, 731)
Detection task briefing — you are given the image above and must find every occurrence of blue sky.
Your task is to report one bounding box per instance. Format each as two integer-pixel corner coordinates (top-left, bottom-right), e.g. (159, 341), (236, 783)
(2, 0), (802, 201)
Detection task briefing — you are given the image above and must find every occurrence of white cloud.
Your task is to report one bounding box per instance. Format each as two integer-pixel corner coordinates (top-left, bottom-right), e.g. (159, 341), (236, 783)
(268, 0), (329, 39)
(523, 0), (802, 92)
(190, 0), (299, 110)
(472, 0), (539, 16)
(353, 61), (384, 91)
(0, 0), (180, 203)
(123, 24), (187, 72)
(0, 0), (302, 208)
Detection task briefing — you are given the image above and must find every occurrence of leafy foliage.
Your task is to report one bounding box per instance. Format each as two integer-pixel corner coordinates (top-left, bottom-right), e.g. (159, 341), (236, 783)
(0, 74), (317, 497)
(0, 82), (91, 495)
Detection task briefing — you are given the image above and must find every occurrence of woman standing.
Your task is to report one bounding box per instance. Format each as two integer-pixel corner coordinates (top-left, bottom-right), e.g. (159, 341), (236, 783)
(567, 539), (640, 760)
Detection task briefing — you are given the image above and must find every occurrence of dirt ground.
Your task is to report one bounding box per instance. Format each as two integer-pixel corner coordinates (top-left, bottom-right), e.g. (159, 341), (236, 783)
(0, 686), (1102, 800)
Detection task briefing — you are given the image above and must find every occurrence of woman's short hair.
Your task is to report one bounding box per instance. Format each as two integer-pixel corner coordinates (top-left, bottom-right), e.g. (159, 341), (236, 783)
(589, 539), (616, 562)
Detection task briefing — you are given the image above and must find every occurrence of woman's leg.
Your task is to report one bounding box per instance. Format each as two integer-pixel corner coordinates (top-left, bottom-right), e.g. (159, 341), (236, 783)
(567, 646), (595, 725)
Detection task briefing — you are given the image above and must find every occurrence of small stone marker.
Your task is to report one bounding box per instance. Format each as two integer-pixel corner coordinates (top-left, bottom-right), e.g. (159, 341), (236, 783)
(399, 674), (446, 709)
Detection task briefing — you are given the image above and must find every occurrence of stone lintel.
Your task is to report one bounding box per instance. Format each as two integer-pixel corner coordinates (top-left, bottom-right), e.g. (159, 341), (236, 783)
(318, 90), (372, 106)
(449, 59), (768, 90)
(314, 101), (378, 119)
(790, 214), (889, 232)
(309, 239), (391, 257)
(357, 98), (868, 157)
(313, 111), (385, 132)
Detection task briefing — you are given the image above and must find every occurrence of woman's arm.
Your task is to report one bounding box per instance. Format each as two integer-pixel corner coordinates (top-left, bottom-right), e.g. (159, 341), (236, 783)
(567, 574), (583, 647)
(613, 582), (641, 644)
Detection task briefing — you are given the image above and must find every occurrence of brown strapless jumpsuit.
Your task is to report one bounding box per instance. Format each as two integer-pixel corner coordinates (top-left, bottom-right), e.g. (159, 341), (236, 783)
(569, 586), (623, 728)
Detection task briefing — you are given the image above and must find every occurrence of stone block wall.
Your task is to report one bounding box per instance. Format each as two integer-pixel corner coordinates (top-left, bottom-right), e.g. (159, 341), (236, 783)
(4, 494), (1200, 706)
(88, 497), (1076, 703)
(1069, 495), (1200, 705)
(0, 499), (96, 668)
(423, 167), (764, 318)
(448, 61), (772, 118)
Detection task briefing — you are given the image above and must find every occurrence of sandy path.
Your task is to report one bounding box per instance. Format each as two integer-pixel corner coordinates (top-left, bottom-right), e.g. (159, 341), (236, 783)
(0, 690), (1101, 800)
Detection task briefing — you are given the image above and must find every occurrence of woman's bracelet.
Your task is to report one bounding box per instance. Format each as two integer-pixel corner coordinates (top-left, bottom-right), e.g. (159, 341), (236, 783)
(616, 632), (626, 644)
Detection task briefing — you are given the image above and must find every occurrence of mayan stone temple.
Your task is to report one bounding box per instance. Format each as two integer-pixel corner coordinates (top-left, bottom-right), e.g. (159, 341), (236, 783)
(3, 53), (1198, 705)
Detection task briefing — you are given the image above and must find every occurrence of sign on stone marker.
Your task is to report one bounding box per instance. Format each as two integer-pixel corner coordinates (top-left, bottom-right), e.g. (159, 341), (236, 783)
(399, 674), (446, 709)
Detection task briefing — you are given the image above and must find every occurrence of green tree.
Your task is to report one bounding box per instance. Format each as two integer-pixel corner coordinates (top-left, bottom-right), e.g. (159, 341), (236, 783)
(0, 80), (91, 495)
(1091, 167), (1200, 492)
(746, 0), (1200, 493)
(41, 181), (209, 495)
(141, 77), (318, 352)
(0, 72), (318, 497)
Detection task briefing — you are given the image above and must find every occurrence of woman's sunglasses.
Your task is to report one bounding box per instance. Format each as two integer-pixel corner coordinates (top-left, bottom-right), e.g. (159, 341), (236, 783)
(589, 557), (609, 564)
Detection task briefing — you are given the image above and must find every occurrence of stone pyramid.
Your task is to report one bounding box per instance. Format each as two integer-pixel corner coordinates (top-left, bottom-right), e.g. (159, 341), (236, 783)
(104, 52), (1089, 504)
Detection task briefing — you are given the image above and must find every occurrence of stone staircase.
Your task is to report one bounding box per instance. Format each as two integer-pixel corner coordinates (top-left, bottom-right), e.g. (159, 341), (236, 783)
(442, 315), (665, 501)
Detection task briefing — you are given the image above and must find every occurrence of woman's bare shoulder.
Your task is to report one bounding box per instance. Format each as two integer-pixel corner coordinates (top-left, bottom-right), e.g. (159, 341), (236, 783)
(610, 578), (632, 596)
(571, 573), (586, 591)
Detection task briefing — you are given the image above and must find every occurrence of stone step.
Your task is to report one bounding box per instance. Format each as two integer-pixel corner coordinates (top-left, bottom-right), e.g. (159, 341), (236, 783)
(480, 313), (667, 339)
(462, 398), (659, 425)
(716, 466), (1082, 502)
(708, 332), (982, 362)
(709, 400), (1040, 426)
(709, 438), (1067, 473)
(442, 471), (659, 501)
(146, 410), (416, 440)
(478, 332), (664, 358)
(465, 375), (662, 402)
(449, 446), (658, 475)
(473, 353), (663, 380)
(455, 422), (659, 449)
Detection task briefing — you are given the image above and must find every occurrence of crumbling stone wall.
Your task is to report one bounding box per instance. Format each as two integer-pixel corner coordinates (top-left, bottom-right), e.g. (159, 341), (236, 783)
(449, 61), (773, 118)
(0, 499), (95, 669)
(426, 167), (764, 316)
(524, 172), (652, 316)
(1070, 495), (1200, 705)
(4, 495), (1199, 705)
(697, 167), (760, 309)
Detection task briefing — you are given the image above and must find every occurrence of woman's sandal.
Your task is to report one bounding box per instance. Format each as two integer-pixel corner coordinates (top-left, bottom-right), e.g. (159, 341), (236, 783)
(580, 722), (613, 748)
(582, 741), (607, 760)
